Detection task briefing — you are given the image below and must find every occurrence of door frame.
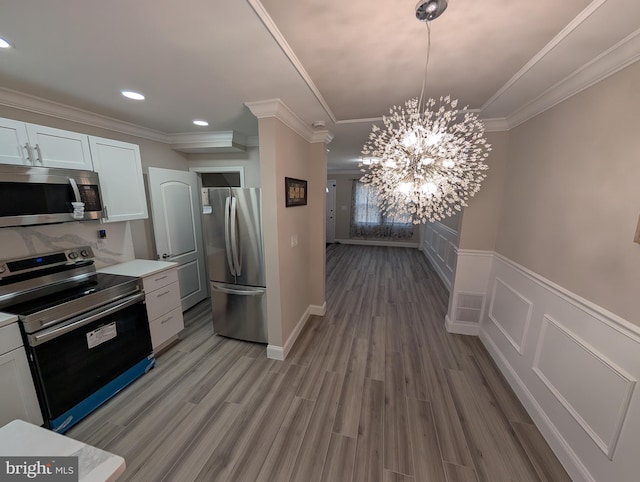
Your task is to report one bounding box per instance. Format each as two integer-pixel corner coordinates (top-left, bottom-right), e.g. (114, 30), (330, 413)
(326, 179), (336, 244)
(189, 166), (245, 187)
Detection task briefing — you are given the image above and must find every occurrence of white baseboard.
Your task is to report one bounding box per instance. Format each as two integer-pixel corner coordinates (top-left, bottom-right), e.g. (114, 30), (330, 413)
(310, 302), (326, 316)
(445, 315), (480, 336)
(266, 344), (285, 361)
(480, 330), (593, 482)
(334, 238), (419, 248)
(478, 253), (640, 482)
(267, 303), (322, 361)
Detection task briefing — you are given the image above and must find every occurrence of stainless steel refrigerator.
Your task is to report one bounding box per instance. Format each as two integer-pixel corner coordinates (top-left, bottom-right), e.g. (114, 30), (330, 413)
(202, 187), (267, 343)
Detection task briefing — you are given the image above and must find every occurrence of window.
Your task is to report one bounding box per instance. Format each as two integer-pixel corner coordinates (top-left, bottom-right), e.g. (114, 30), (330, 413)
(350, 180), (413, 239)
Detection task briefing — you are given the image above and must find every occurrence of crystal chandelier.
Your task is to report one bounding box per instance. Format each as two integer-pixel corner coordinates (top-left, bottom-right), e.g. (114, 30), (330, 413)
(360, 0), (491, 224)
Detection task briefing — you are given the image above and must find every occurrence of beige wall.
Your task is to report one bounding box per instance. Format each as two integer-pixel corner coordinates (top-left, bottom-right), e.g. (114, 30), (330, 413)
(308, 143), (327, 307)
(187, 147), (261, 187)
(494, 61), (640, 324)
(458, 130), (509, 251)
(258, 117), (327, 347)
(0, 105), (190, 261)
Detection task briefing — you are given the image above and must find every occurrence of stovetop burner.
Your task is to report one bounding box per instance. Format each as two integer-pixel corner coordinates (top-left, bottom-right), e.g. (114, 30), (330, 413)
(0, 246), (142, 334)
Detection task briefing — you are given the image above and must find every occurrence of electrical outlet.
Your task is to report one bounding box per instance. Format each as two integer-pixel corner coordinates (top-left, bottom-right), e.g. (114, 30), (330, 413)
(291, 234), (298, 247)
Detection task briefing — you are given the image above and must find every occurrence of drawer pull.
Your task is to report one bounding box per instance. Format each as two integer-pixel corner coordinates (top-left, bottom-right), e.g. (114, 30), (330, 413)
(160, 316), (173, 324)
(156, 290), (172, 297)
(154, 275), (168, 282)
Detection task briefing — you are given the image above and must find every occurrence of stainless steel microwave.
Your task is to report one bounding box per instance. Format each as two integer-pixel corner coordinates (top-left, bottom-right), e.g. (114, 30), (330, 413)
(0, 165), (104, 227)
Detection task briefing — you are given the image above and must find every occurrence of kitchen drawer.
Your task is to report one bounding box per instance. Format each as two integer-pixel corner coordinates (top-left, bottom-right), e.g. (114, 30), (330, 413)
(149, 306), (184, 349)
(142, 268), (178, 294)
(145, 281), (181, 321)
(0, 323), (23, 354)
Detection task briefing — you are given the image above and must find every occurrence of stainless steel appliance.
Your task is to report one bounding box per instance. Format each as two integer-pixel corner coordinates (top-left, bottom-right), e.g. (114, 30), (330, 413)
(0, 247), (154, 433)
(0, 165), (103, 227)
(202, 188), (267, 343)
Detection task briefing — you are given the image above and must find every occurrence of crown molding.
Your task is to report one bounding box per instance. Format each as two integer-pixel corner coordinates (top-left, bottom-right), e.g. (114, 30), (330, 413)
(247, 0), (337, 123)
(311, 130), (334, 144)
(169, 130), (248, 153)
(0, 86), (170, 143)
(245, 98), (333, 144)
(481, 118), (510, 132)
(481, 0), (607, 114)
(506, 27), (640, 129)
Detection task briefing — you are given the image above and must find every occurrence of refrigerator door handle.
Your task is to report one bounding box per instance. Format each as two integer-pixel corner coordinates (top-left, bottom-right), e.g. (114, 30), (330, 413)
(230, 196), (242, 276)
(211, 281), (265, 296)
(224, 196), (236, 276)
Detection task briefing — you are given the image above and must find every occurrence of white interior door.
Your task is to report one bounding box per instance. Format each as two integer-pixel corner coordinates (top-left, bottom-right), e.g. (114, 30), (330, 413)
(148, 167), (208, 311)
(326, 179), (336, 243)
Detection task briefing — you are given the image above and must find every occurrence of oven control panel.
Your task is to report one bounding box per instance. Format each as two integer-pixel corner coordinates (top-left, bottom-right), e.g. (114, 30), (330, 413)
(0, 246), (95, 278)
(66, 247), (94, 261)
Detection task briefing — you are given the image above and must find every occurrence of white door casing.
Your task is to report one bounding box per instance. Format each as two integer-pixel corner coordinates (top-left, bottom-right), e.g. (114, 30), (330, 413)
(148, 167), (208, 311)
(326, 179), (336, 243)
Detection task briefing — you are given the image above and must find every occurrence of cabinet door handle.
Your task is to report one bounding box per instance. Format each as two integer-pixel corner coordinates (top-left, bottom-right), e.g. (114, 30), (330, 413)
(156, 290), (172, 298)
(154, 275), (168, 282)
(34, 144), (43, 164)
(160, 315), (173, 324)
(22, 143), (34, 163)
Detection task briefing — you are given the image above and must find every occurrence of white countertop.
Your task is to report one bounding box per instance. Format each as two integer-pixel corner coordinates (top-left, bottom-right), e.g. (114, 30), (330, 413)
(0, 420), (125, 482)
(98, 259), (177, 278)
(0, 312), (18, 329)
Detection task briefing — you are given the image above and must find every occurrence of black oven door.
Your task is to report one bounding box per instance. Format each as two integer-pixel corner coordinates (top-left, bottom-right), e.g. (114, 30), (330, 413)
(27, 292), (154, 432)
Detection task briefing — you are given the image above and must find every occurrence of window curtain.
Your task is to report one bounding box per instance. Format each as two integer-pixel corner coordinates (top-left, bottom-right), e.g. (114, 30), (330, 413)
(350, 180), (414, 239)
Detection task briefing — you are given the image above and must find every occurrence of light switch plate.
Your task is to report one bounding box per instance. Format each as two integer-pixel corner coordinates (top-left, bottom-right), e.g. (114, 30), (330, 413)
(634, 214), (640, 244)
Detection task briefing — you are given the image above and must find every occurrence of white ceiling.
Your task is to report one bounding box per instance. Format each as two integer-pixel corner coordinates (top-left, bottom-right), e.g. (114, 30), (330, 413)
(0, 0), (639, 171)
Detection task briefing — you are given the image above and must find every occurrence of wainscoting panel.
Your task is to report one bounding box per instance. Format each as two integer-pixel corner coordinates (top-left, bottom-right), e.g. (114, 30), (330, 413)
(421, 222), (458, 292)
(445, 250), (493, 336)
(533, 315), (635, 459)
(488, 278), (532, 355)
(478, 253), (640, 482)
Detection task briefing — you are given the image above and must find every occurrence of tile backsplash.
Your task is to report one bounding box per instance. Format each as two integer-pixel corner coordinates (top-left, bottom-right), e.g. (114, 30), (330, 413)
(0, 220), (135, 268)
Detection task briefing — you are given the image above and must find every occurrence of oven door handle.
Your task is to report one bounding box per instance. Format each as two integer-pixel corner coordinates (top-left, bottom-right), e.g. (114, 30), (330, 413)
(28, 292), (145, 346)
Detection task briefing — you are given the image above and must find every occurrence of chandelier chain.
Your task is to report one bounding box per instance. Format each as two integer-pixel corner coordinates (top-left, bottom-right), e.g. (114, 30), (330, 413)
(418, 21), (432, 114)
(359, 2), (491, 224)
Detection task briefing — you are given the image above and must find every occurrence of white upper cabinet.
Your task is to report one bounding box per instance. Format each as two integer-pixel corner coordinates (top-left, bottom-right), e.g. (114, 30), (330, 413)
(0, 118), (31, 166)
(89, 136), (148, 223)
(0, 117), (92, 170)
(25, 124), (93, 170)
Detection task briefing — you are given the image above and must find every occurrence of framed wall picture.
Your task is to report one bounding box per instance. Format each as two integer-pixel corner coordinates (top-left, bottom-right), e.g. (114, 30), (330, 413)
(285, 177), (308, 207)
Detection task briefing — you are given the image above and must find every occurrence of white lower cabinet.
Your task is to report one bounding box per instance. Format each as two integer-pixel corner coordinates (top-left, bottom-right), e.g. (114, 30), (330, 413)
(0, 323), (43, 427)
(143, 268), (184, 350)
(99, 261), (185, 351)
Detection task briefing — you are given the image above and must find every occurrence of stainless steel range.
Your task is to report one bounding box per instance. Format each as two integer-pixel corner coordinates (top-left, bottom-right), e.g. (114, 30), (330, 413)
(0, 247), (155, 433)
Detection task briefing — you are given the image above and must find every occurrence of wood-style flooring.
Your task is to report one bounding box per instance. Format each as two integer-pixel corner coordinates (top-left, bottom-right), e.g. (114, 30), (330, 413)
(68, 244), (571, 481)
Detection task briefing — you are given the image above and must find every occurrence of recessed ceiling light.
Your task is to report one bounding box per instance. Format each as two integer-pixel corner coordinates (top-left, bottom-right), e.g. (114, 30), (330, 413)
(0, 37), (11, 49)
(193, 120), (209, 127)
(121, 90), (145, 100)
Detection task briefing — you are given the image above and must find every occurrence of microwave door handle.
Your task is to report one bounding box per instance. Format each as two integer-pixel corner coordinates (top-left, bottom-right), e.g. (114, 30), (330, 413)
(69, 178), (82, 202)
(224, 196), (235, 276)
